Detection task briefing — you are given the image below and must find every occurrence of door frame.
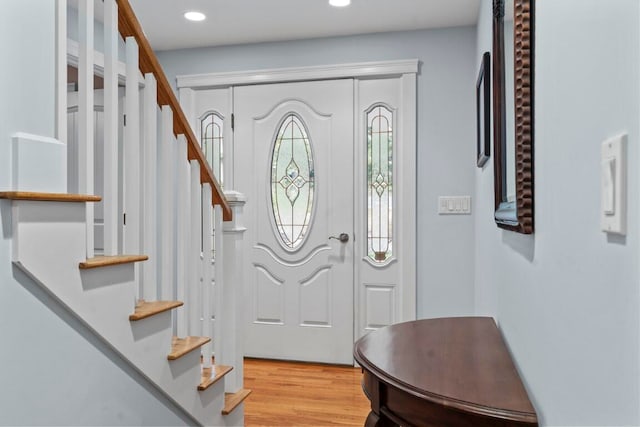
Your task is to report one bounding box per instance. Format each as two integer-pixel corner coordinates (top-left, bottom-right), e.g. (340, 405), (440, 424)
(178, 59), (418, 348)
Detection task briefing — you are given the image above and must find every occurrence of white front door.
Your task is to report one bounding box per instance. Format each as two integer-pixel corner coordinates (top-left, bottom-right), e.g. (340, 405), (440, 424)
(234, 79), (355, 364)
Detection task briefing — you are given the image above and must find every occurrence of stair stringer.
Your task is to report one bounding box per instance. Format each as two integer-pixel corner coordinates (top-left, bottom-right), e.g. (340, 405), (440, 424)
(10, 200), (237, 427)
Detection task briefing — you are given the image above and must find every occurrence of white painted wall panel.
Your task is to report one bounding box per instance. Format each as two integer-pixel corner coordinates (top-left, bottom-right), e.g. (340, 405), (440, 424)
(254, 266), (284, 324)
(364, 285), (395, 331)
(299, 268), (331, 327)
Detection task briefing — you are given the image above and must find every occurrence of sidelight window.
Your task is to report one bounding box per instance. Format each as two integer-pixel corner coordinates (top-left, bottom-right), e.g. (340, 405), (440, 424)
(367, 104), (393, 263)
(200, 112), (224, 188)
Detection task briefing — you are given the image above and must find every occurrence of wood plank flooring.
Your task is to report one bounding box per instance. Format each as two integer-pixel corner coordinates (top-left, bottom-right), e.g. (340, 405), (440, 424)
(244, 358), (370, 427)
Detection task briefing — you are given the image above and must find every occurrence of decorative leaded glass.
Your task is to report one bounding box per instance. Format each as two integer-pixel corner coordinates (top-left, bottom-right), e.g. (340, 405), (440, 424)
(200, 112), (224, 260)
(271, 114), (315, 250)
(200, 112), (224, 188)
(367, 105), (393, 262)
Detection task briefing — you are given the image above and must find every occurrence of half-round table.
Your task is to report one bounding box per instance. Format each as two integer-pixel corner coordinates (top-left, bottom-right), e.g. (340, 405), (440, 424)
(353, 317), (538, 427)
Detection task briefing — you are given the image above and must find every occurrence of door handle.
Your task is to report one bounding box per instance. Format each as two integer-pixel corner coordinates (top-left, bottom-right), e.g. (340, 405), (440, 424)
(329, 233), (349, 243)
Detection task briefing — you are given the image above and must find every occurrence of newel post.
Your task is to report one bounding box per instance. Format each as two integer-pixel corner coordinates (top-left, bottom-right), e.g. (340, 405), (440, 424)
(220, 190), (247, 392)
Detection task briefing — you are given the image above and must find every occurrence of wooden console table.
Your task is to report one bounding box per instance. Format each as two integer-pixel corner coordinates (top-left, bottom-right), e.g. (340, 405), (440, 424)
(354, 317), (538, 427)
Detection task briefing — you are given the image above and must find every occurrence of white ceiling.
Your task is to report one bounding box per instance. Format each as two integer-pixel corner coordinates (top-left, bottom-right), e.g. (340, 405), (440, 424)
(128, 0), (480, 51)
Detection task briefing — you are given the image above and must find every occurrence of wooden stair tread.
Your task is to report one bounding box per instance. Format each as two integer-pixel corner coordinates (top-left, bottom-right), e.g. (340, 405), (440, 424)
(222, 389), (252, 415)
(79, 255), (148, 269)
(198, 365), (233, 391)
(130, 300), (183, 321)
(0, 191), (101, 202)
(168, 336), (211, 360)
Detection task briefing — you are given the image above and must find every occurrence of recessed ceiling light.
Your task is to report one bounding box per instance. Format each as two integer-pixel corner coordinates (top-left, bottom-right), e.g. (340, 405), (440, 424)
(184, 11), (206, 22)
(329, 0), (351, 7)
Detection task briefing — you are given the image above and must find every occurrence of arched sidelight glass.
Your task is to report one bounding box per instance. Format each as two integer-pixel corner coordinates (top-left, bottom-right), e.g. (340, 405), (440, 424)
(200, 112), (224, 188)
(200, 112), (224, 261)
(367, 105), (393, 263)
(270, 114), (315, 250)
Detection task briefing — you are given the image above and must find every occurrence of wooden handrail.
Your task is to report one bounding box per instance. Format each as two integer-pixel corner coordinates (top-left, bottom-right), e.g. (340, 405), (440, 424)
(116, 0), (231, 221)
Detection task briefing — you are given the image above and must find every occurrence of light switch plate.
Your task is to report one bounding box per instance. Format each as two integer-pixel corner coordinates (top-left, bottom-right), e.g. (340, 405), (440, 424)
(438, 196), (471, 215)
(601, 134), (627, 235)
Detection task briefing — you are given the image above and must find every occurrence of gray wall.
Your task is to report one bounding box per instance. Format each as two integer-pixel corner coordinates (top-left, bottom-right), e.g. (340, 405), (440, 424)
(158, 27), (478, 319)
(474, 1), (640, 425)
(0, 2), (192, 425)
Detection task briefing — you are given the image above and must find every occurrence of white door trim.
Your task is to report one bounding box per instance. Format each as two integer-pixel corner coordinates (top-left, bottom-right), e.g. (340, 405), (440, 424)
(176, 59), (419, 89)
(399, 73), (417, 323)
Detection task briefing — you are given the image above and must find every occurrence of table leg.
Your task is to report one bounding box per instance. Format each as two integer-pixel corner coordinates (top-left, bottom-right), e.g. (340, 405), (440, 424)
(365, 410), (397, 427)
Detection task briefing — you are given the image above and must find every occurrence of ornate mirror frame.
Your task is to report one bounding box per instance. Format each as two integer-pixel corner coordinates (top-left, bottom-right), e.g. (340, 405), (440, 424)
(492, 0), (535, 233)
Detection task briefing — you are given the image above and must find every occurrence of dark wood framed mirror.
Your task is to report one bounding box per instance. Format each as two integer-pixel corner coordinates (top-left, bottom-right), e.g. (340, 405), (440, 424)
(492, 0), (535, 233)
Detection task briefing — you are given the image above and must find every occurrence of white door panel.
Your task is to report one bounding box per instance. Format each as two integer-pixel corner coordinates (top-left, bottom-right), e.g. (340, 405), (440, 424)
(235, 79), (354, 364)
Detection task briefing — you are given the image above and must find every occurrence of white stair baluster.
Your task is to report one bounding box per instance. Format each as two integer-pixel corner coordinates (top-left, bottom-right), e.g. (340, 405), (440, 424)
(142, 73), (158, 301)
(78, 0), (94, 258)
(188, 160), (202, 336)
(55, 0), (67, 145)
(124, 36), (141, 303)
(103, 0), (119, 257)
(176, 135), (189, 336)
(159, 106), (176, 303)
(213, 204), (224, 366)
(201, 183), (213, 369)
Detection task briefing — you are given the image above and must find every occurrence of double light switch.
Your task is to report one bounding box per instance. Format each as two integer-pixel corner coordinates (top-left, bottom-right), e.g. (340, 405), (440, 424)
(438, 196), (471, 215)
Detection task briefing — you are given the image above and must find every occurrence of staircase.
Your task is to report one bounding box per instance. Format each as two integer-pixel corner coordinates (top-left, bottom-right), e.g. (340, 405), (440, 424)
(0, 1), (249, 425)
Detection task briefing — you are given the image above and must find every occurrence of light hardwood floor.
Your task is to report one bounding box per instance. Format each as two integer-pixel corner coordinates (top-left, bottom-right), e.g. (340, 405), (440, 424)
(243, 358), (370, 427)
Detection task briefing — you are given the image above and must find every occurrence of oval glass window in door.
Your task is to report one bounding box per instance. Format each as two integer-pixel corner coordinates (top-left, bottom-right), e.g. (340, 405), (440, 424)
(270, 114), (315, 250)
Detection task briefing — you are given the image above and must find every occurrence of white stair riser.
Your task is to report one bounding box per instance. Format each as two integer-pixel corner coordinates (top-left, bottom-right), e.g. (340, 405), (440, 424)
(223, 405), (245, 427)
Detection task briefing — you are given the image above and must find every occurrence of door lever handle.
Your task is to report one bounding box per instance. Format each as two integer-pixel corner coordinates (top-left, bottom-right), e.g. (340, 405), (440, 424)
(329, 233), (349, 243)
